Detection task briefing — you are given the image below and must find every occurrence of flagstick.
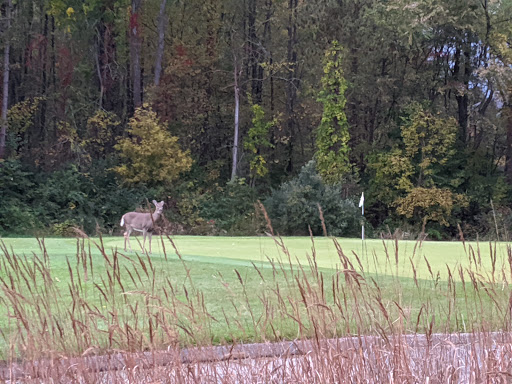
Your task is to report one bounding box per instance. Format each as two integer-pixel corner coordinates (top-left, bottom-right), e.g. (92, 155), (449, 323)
(362, 201), (364, 240)
(362, 202), (365, 264)
(358, 192), (365, 267)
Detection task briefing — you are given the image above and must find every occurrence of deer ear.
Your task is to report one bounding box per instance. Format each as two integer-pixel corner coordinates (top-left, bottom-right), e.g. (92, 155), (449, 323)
(160, 201), (165, 206)
(152, 200), (158, 205)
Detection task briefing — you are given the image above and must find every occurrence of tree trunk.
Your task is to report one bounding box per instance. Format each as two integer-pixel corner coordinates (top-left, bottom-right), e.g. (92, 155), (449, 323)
(248, 0), (263, 103)
(0, 0), (12, 160)
(506, 98), (512, 184)
(231, 58), (240, 181)
(454, 47), (471, 144)
(264, 0), (273, 113)
(94, 37), (104, 109)
(154, 0), (167, 87)
(264, 0), (276, 168)
(130, 0), (143, 108)
(285, 0), (298, 173)
(96, 3), (117, 112)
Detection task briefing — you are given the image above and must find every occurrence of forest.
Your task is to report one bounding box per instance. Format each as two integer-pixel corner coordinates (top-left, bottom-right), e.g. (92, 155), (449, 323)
(0, 0), (511, 239)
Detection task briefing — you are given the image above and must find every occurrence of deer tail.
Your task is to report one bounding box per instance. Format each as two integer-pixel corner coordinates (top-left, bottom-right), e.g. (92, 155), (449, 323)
(120, 215), (125, 227)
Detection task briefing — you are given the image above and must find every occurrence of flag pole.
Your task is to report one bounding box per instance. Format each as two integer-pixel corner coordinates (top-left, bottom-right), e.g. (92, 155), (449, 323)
(358, 192), (365, 261)
(359, 192), (364, 241)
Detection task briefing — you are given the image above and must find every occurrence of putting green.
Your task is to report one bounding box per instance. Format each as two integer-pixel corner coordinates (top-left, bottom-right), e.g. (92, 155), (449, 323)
(2, 236), (509, 281)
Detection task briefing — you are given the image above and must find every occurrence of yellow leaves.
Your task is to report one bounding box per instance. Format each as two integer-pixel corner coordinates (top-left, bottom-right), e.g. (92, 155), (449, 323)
(490, 32), (512, 63)
(244, 103), (275, 180)
(83, 110), (120, 157)
(401, 103), (458, 180)
(395, 187), (468, 226)
(402, 109), (456, 161)
(250, 155), (269, 178)
(66, 7), (74, 18)
(114, 106), (193, 186)
(8, 98), (43, 134)
(316, 41), (350, 184)
(369, 103), (465, 227)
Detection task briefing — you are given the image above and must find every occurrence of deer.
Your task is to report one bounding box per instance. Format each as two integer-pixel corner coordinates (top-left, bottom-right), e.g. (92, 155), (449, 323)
(120, 200), (165, 254)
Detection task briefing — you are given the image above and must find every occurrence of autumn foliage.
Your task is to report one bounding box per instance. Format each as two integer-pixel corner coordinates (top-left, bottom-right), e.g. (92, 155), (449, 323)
(114, 106), (192, 187)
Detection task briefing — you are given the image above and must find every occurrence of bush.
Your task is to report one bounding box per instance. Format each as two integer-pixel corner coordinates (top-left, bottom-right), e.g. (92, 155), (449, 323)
(32, 161), (150, 235)
(51, 220), (80, 237)
(86, 159), (153, 233)
(199, 179), (259, 235)
(263, 161), (362, 236)
(0, 159), (40, 234)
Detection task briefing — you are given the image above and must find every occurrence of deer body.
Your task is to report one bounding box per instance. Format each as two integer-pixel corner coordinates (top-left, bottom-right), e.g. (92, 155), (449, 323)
(120, 200), (164, 254)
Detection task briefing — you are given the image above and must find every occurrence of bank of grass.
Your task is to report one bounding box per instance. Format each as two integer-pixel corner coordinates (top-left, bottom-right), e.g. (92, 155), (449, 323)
(0, 233), (511, 380)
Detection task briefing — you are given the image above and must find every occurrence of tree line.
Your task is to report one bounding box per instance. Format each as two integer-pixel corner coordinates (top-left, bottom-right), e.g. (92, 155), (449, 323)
(0, 0), (511, 239)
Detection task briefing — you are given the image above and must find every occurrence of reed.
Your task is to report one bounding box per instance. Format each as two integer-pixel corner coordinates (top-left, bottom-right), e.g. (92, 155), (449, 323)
(1, 226), (511, 381)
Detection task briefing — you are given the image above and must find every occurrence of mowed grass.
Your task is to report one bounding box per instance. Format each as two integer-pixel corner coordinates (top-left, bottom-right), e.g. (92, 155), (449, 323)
(0, 234), (503, 286)
(5, 235), (506, 279)
(0, 235), (511, 360)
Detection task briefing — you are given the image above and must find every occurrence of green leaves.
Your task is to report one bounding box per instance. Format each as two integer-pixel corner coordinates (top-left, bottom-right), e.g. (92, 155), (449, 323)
(264, 161), (361, 236)
(400, 103), (458, 185)
(0, 159), (38, 233)
(315, 41), (351, 185)
(368, 104), (463, 228)
(244, 103), (276, 179)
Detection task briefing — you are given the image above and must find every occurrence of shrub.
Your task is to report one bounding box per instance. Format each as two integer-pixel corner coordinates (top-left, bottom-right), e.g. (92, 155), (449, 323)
(33, 162), (150, 235)
(51, 220), (79, 236)
(199, 179), (259, 235)
(264, 161), (362, 236)
(0, 159), (40, 234)
(114, 105), (192, 187)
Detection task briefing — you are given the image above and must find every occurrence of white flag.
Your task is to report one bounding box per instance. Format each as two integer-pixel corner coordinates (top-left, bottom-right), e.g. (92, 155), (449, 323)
(358, 192), (364, 208)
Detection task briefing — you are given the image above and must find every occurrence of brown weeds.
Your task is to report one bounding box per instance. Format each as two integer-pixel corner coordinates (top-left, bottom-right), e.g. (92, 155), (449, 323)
(0, 225), (511, 382)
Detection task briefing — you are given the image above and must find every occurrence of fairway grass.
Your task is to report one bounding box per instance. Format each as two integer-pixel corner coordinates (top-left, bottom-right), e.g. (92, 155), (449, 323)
(0, 235), (511, 361)
(107, 236), (512, 282)
(4, 235), (508, 280)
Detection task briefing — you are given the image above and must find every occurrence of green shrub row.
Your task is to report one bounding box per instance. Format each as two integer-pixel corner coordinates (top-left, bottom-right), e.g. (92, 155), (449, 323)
(0, 159), (364, 237)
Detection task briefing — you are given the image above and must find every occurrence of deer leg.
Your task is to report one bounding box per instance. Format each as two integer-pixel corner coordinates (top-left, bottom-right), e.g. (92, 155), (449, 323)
(142, 229), (147, 254)
(148, 231), (153, 254)
(125, 228), (133, 252)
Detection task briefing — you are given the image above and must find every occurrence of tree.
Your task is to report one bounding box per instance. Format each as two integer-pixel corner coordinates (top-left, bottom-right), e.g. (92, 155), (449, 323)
(231, 50), (241, 181)
(244, 102), (276, 184)
(114, 105), (192, 186)
(484, 0), (512, 184)
(315, 41), (351, 184)
(395, 186), (467, 227)
(368, 104), (466, 228)
(0, 0), (12, 160)
(400, 103), (458, 188)
(153, 0), (167, 87)
(264, 160), (361, 236)
(130, 0), (143, 108)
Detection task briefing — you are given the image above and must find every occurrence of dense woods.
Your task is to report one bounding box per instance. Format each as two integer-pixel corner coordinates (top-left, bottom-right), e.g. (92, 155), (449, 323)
(0, 0), (511, 239)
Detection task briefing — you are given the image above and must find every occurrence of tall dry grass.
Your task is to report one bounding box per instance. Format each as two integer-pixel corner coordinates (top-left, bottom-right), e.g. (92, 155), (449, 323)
(1, 218), (512, 382)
